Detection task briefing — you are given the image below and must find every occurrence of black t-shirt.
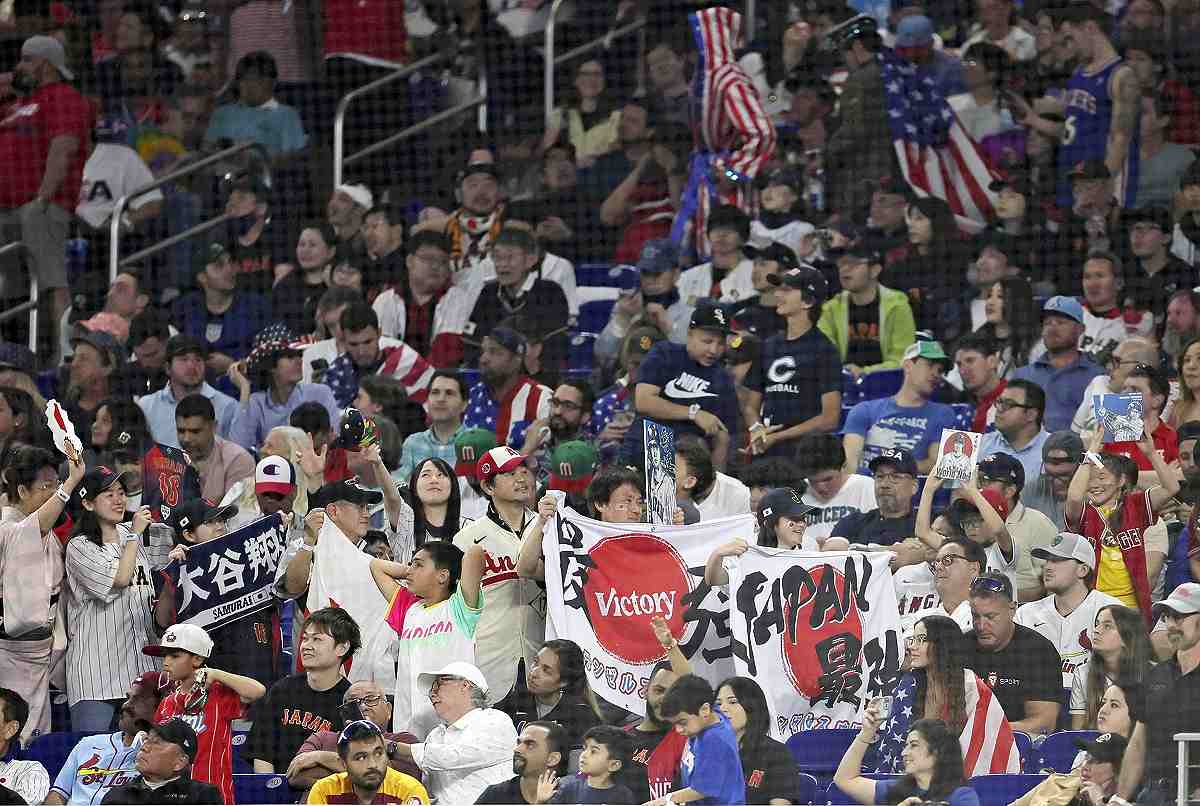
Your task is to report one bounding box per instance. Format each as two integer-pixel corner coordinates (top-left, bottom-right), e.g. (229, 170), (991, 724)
(964, 624), (1065, 724)
(830, 509), (916, 547)
(846, 296), (883, 368)
(207, 603), (279, 686)
(1141, 655), (1200, 787)
(740, 736), (802, 805)
(228, 226), (285, 296)
(245, 673), (352, 771)
(476, 776), (532, 804)
(496, 685), (601, 751)
(744, 327), (842, 447)
(623, 727), (672, 803)
(549, 778), (636, 804)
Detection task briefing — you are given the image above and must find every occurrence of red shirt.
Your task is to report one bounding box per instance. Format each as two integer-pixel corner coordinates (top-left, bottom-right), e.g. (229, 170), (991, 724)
(0, 82), (91, 209)
(323, 0), (407, 64)
(155, 680), (243, 805)
(1104, 420), (1179, 470)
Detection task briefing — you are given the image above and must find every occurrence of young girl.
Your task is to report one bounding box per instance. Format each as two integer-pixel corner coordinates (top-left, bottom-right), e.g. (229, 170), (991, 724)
(704, 487), (814, 586)
(406, 457), (470, 546)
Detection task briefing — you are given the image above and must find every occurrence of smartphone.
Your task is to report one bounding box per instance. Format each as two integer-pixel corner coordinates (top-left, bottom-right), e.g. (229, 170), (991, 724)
(869, 695), (894, 721)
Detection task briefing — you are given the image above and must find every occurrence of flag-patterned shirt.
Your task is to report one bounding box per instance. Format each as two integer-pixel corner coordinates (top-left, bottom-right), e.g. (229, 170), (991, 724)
(463, 377), (551, 448)
(324, 344), (435, 409)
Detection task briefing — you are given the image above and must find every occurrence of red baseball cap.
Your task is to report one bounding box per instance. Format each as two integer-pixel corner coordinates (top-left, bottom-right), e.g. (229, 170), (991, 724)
(476, 446), (528, 484)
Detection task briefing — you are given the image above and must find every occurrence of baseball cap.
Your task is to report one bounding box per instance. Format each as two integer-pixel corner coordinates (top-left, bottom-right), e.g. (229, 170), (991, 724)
(1177, 422), (1200, 445)
(756, 487), (815, 530)
(169, 499), (238, 534)
(625, 326), (664, 358)
(1125, 206), (1170, 233)
(1043, 430), (1085, 462)
(143, 623), (214, 658)
(1074, 732), (1129, 765)
(548, 441), (598, 495)
(77, 465), (135, 501)
(608, 265), (640, 296)
(1068, 159), (1111, 181)
(970, 571), (1014, 600)
(903, 340), (950, 364)
(70, 327), (124, 366)
(636, 239), (680, 275)
(832, 235), (884, 263)
(228, 172), (269, 200)
(746, 241), (801, 271)
(1152, 582), (1200, 619)
(458, 162), (500, 184)
(766, 265), (828, 303)
(689, 304), (732, 334)
(977, 452), (1025, 489)
(485, 326), (527, 356)
(334, 183), (373, 210)
(0, 342), (36, 375)
(988, 172), (1031, 196)
(757, 166), (804, 192)
(825, 14), (879, 47)
(312, 478), (384, 509)
(417, 661), (490, 696)
(255, 455), (296, 495)
(192, 241), (230, 278)
(166, 333), (209, 361)
(150, 718), (200, 763)
(895, 15), (934, 47)
(952, 486), (1011, 521)
(454, 428), (498, 479)
(22, 35), (73, 80)
(868, 448), (918, 476)
(1032, 531), (1096, 570)
(476, 446), (529, 484)
(1043, 295), (1085, 325)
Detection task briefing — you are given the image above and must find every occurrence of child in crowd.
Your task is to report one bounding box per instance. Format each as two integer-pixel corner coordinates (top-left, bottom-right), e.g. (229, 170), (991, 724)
(652, 674), (746, 806)
(535, 725), (636, 804)
(703, 487), (815, 586)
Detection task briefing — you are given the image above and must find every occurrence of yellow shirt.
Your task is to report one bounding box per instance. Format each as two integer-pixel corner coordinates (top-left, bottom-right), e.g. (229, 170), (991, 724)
(1093, 504), (1138, 608)
(307, 768), (429, 805)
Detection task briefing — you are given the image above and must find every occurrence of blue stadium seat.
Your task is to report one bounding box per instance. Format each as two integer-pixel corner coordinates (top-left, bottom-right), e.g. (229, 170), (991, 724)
(576, 263), (616, 287)
(233, 773), (295, 804)
(23, 731), (96, 780)
(841, 370), (862, 406)
(787, 729), (858, 776)
(231, 728), (252, 774)
(1031, 730), (1097, 773)
(570, 333), (596, 369)
(578, 299), (616, 335)
(796, 772), (819, 805)
(1013, 732), (1035, 771)
(825, 773), (900, 804)
(855, 369), (904, 400)
(967, 773), (1046, 804)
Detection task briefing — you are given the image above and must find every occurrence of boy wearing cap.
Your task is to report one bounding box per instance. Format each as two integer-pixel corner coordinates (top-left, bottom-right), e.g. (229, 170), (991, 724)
(100, 718), (223, 803)
(742, 263), (842, 458)
(1074, 732), (1127, 805)
(974, 452), (1059, 602)
(1015, 532), (1122, 691)
(1011, 296), (1104, 432)
(226, 454), (300, 530)
(145, 624), (267, 804)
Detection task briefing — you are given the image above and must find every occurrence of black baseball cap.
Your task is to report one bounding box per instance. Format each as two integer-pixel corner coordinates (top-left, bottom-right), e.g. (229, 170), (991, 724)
(485, 326), (527, 356)
(151, 718), (200, 763)
(756, 487), (815, 530)
(868, 448), (918, 476)
(689, 304), (732, 334)
(1177, 422), (1200, 444)
(766, 265), (829, 303)
(166, 334), (209, 361)
(312, 478), (383, 509)
(458, 161), (500, 183)
(1124, 205), (1170, 233)
(1074, 732), (1128, 764)
(77, 465), (136, 501)
(169, 499), (238, 534)
(0, 342), (35, 375)
(70, 327), (125, 366)
(977, 452), (1025, 489)
(831, 236), (884, 263)
(745, 241), (801, 270)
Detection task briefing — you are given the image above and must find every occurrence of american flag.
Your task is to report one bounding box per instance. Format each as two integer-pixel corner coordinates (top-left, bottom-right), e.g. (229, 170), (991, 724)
(874, 670), (1021, 776)
(880, 49), (1000, 227)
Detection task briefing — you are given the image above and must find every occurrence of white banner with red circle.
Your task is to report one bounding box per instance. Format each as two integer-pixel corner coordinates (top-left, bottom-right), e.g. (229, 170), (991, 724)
(728, 546), (905, 740)
(542, 508), (755, 716)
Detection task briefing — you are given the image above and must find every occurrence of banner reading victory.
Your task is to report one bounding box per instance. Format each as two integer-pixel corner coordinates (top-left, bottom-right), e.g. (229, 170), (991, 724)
(543, 507), (754, 715)
(162, 513), (285, 630)
(728, 546), (903, 739)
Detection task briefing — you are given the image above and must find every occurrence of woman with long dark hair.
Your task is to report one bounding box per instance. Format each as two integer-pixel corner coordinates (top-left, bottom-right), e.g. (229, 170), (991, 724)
(976, 277), (1039, 376)
(273, 221), (340, 335)
(716, 676), (803, 805)
(89, 398), (151, 459)
(499, 638), (603, 751)
(836, 714), (980, 805)
(0, 386), (50, 453)
(1070, 604), (1154, 729)
(887, 196), (971, 343)
(1170, 336), (1200, 427)
(542, 58), (621, 168)
(406, 457), (469, 546)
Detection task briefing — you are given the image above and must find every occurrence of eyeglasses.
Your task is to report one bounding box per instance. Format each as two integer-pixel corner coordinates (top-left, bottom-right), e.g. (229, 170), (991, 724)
(904, 634), (929, 645)
(993, 398), (1032, 411)
(550, 397), (582, 411)
(1092, 620), (1117, 633)
(341, 694), (385, 712)
(934, 554), (969, 568)
(875, 473), (914, 483)
(429, 676), (465, 693)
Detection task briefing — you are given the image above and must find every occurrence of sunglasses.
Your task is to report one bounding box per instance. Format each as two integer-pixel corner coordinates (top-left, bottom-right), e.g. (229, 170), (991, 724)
(971, 575), (1011, 597)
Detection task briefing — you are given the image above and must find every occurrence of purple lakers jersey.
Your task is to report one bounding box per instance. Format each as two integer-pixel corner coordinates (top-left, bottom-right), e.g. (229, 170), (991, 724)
(1056, 58), (1140, 209)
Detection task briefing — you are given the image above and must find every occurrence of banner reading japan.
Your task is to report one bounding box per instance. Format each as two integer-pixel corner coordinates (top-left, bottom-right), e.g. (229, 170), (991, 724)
(728, 547), (903, 739)
(542, 508), (754, 715)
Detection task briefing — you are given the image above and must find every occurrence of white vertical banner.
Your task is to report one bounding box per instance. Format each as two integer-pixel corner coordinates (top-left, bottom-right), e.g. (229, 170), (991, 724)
(542, 507), (754, 715)
(728, 547), (904, 740)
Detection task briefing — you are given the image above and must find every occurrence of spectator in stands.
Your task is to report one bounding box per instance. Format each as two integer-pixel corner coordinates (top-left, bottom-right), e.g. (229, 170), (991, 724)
(497, 639), (602, 753)
(246, 607), (358, 773)
(275, 222), (340, 336)
(46, 671), (167, 805)
(653, 673), (745, 805)
(1017, 533), (1123, 694)
(591, 325), (663, 461)
(452, 447), (543, 702)
(793, 435), (877, 547)
(1113, 584), (1200, 806)
(323, 303), (434, 410)
(748, 167), (813, 258)
(374, 226), (451, 352)
(1173, 162), (1200, 265)
(224, 454), (300, 532)
(136, 334), (238, 449)
(953, 333), (1006, 433)
(100, 718), (222, 804)
(1081, 252), (1153, 356)
(174, 393), (254, 502)
(92, 6), (183, 118)
(705, 488), (818, 585)
(677, 206), (756, 316)
(228, 324), (341, 449)
(976, 276), (1039, 380)
(1126, 207), (1193, 324)
(521, 380), (595, 482)
(888, 197), (971, 344)
(476, 721), (569, 805)
(714, 676), (802, 804)
(829, 450), (925, 563)
(327, 184), (372, 252)
(1103, 362), (1180, 471)
(0, 345), (43, 410)
(220, 174), (284, 297)
(297, 288), (365, 381)
(0, 388), (48, 454)
(978, 378), (1051, 483)
(739, 457), (800, 515)
(1067, 430), (1177, 623)
(1135, 93), (1197, 210)
(204, 51), (306, 161)
(962, 0), (1035, 59)
(1073, 337), (1160, 435)
(397, 372), (467, 481)
(975, 453), (1057, 602)
(1021, 431), (1085, 530)
(306, 720), (428, 805)
(1012, 296), (1105, 432)
(644, 35), (690, 130)
(965, 572), (1064, 733)
(901, 527), (985, 634)
(949, 42), (1016, 142)
(842, 341), (957, 475)
(172, 242), (271, 376)
(1173, 338), (1200, 428)
(543, 59), (621, 167)
(462, 327), (551, 448)
(1164, 292), (1200, 368)
(391, 662), (518, 804)
(1070, 605), (1153, 729)
(597, 243), (687, 357)
(675, 437), (751, 520)
(361, 204), (406, 298)
(63, 329), (125, 447)
(78, 272), (151, 351)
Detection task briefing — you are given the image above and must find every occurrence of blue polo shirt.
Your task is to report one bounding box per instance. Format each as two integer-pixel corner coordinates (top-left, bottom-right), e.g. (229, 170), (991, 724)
(978, 429), (1051, 487)
(1010, 353), (1104, 432)
(680, 713), (745, 805)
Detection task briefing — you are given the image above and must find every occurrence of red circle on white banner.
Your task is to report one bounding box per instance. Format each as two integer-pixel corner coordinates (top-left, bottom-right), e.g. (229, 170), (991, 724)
(780, 565), (865, 698)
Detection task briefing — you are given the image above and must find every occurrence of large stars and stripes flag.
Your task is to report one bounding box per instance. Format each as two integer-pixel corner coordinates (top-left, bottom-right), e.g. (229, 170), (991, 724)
(880, 48), (1000, 227)
(874, 670), (1020, 776)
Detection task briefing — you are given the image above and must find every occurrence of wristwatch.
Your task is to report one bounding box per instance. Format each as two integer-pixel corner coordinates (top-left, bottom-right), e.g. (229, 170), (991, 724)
(687, 404), (700, 421)
(386, 740), (399, 758)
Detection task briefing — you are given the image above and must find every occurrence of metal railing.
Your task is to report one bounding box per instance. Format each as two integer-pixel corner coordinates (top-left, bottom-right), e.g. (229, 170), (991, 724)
(0, 242), (38, 352)
(109, 141), (270, 281)
(1176, 732), (1200, 806)
(544, 0), (646, 125)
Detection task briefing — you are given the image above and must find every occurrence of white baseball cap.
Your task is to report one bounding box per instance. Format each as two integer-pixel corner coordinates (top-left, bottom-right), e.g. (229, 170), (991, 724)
(1153, 582), (1200, 619)
(143, 623), (214, 658)
(417, 661), (489, 696)
(334, 183), (373, 210)
(1031, 531), (1096, 571)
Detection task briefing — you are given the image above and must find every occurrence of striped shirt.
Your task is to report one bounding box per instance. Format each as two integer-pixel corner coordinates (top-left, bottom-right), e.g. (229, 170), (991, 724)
(49, 730), (141, 804)
(462, 377), (551, 448)
(64, 525), (172, 704)
(0, 758), (49, 804)
(324, 344), (435, 409)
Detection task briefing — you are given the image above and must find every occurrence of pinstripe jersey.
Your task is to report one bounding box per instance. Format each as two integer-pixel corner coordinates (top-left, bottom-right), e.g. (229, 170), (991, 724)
(0, 758), (50, 804)
(63, 525), (173, 705)
(49, 730), (142, 804)
(155, 680), (243, 805)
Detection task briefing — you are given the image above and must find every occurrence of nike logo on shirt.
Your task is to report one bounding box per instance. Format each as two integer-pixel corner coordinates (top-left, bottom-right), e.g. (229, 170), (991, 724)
(663, 373), (716, 399)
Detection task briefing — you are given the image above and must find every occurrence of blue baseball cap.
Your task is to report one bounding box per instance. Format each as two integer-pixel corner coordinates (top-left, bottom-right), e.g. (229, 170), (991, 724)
(1043, 295), (1085, 325)
(608, 265), (640, 295)
(868, 448), (918, 476)
(636, 239), (680, 275)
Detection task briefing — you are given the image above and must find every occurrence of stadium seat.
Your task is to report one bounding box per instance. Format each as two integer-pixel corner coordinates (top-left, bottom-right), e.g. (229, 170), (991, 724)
(841, 370), (862, 406)
(825, 773), (900, 804)
(1013, 732), (1035, 771)
(23, 731), (96, 780)
(575, 263), (616, 287)
(578, 299), (616, 335)
(1031, 730), (1097, 773)
(231, 726), (253, 774)
(854, 369), (904, 400)
(796, 772), (819, 805)
(967, 773), (1047, 804)
(569, 332), (597, 369)
(787, 729), (858, 776)
(233, 773), (295, 804)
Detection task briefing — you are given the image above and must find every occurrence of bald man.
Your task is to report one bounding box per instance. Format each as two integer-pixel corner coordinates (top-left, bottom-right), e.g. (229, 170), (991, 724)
(1070, 336), (1160, 434)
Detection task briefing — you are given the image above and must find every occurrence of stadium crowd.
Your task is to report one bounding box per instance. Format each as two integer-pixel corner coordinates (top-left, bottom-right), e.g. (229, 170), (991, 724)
(1, 0), (1200, 803)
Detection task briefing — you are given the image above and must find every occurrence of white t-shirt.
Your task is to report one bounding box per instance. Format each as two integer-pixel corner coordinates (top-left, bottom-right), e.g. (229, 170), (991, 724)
(372, 288), (408, 340)
(1015, 588), (1123, 689)
(962, 24), (1038, 61)
(802, 474), (877, 545)
(696, 473), (752, 520)
(1068, 666), (1113, 717)
(76, 143), (163, 228)
(984, 541), (1019, 600)
(894, 563), (974, 637)
(677, 259), (756, 307)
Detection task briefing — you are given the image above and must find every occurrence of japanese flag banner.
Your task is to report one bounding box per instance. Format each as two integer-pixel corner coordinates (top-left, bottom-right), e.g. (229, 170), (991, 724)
(542, 506), (754, 715)
(728, 546), (904, 740)
(45, 399), (83, 461)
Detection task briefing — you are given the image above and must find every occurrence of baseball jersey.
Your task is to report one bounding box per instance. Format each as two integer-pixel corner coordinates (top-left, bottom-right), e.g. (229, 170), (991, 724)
(49, 731), (142, 804)
(155, 680), (243, 805)
(307, 767), (429, 804)
(1068, 490), (1156, 608)
(386, 587), (481, 739)
(1015, 589), (1123, 689)
(463, 376), (552, 448)
(893, 563), (973, 638)
(1057, 58), (1140, 209)
(63, 526), (173, 704)
(802, 475), (878, 545)
(452, 509), (545, 702)
(0, 758), (49, 805)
